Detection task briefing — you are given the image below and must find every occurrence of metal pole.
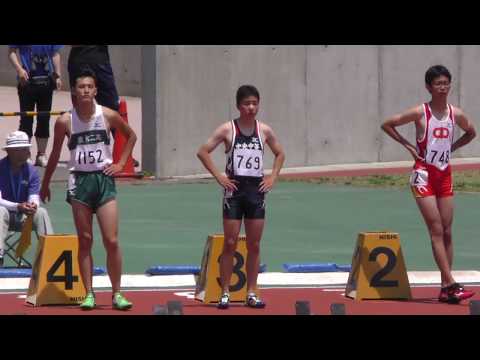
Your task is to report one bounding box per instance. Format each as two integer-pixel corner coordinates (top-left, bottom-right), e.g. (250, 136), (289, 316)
(0, 111), (69, 117)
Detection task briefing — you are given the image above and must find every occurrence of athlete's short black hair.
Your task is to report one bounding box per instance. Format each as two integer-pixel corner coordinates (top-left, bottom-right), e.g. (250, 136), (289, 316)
(236, 85), (260, 106)
(72, 66), (98, 87)
(425, 65), (451, 86)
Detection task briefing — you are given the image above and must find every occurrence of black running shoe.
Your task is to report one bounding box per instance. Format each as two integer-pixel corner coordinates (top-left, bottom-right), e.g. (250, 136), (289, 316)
(217, 293), (230, 309)
(245, 293), (266, 309)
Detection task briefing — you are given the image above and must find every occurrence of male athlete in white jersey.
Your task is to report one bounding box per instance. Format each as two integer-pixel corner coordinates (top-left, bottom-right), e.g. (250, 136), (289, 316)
(382, 65), (476, 304)
(40, 67), (137, 310)
(197, 85), (285, 309)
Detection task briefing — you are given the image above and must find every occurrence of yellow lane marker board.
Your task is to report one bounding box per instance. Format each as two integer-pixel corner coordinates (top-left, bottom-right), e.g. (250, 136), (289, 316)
(26, 234), (86, 306)
(195, 234), (259, 303)
(345, 232), (411, 300)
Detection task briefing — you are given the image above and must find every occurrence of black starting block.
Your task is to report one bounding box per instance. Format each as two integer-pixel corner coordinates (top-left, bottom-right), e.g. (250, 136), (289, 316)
(167, 301), (184, 315)
(153, 301), (184, 315)
(330, 303), (346, 315)
(153, 304), (168, 315)
(469, 300), (480, 315)
(295, 301), (311, 315)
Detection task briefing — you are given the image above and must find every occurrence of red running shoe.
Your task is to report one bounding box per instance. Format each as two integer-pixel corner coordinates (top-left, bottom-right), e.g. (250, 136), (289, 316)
(446, 283), (475, 304)
(438, 287), (449, 303)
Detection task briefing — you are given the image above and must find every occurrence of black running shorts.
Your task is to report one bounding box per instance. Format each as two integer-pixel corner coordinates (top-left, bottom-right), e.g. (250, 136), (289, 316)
(223, 177), (265, 220)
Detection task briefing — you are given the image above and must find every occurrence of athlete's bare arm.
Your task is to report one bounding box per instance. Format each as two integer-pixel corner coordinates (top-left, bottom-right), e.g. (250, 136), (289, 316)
(40, 114), (70, 203)
(197, 122), (238, 192)
(102, 107), (137, 176)
(381, 106), (424, 161)
(451, 107), (476, 153)
(259, 123), (285, 193)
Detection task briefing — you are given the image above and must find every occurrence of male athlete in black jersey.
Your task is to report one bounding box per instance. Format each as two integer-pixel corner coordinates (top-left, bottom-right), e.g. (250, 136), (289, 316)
(197, 85), (285, 309)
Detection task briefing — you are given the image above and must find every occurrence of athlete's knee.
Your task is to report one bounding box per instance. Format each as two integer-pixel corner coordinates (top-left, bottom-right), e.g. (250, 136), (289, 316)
(246, 240), (260, 254)
(223, 237), (237, 254)
(78, 233), (93, 251)
(103, 237), (120, 253)
(443, 226), (452, 240)
(429, 222), (444, 240)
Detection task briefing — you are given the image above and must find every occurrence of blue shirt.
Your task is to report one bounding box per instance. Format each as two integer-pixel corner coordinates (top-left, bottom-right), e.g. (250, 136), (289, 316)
(0, 157), (40, 203)
(9, 45), (63, 78)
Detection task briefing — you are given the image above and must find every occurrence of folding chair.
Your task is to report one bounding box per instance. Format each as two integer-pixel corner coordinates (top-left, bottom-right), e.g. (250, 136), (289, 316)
(4, 231), (32, 268)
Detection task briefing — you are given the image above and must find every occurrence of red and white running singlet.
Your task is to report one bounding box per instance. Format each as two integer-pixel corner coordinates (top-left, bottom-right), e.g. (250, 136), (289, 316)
(410, 103), (455, 198)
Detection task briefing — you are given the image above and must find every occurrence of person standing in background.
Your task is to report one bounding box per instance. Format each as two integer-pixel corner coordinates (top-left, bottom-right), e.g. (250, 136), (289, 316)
(67, 45), (139, 167)
(8, 45), (63, 167)
(67, 46), (119, 112)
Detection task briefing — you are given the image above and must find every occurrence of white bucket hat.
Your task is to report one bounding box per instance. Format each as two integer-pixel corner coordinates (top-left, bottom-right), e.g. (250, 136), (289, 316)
(2, 131), (31, 150)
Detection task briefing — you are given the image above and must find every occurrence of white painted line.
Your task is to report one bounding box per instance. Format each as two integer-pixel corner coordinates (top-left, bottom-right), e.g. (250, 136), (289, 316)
(1, 271), (480, 291)
(322, 289), (345, 292)
(174, 291), (196, 299)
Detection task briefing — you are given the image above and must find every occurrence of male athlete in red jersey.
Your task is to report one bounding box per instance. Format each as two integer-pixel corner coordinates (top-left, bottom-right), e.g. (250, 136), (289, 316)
(382, 65), (476, 304)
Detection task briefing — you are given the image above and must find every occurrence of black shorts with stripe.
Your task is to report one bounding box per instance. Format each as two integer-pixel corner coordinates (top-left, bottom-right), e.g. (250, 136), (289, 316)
(223, 177), (265, 220)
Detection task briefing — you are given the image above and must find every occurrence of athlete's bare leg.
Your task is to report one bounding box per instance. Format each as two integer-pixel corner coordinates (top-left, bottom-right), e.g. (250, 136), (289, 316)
(244, 218), (265, 294)
(415, 196), (455, 287)
(96, 199), (122, 293)
(71, 201), (94, 293)
(220, 219), (242, 294)
(437, 196), (454, 276)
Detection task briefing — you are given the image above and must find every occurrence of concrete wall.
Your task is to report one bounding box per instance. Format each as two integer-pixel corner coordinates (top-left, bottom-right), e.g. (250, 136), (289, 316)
(3, 45), (478, 177)
(0, 45), (141, 96)
(142, 45), (480, 177)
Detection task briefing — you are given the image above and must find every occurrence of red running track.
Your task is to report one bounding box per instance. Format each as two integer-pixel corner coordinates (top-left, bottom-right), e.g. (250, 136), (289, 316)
(1, 285), (479, 315)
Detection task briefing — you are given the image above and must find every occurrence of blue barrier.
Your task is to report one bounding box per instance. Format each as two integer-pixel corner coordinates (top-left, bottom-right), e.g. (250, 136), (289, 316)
(146, 263), (267, 276)
(93, 267), (107, 276)
(335, 264), (352, 272)
(0, 268), (32, 278)
(146, 265), (201, 275)
(283, 263), (338, 273)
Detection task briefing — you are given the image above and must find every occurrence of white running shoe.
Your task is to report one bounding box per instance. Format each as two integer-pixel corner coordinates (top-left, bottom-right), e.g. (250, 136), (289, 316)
(35, 154), (48, 167)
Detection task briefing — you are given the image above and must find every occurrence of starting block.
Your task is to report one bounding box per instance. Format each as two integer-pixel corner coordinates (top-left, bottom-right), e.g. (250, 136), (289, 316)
(195, 234), (260, 303)
(330, 303), (346, 315)
(153, 301), (184, 315)
(345, 231), (411, 301)
(295, 301), (311, 315)
(469, 300), (480, 315)
(26, 234), (86, 306)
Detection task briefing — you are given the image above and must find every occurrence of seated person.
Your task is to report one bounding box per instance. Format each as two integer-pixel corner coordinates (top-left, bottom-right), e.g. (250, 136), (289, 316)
(0, 131), (53, 267)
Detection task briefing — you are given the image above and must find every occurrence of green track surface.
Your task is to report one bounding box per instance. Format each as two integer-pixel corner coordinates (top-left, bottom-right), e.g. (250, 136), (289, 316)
(8, 181), (480, 273)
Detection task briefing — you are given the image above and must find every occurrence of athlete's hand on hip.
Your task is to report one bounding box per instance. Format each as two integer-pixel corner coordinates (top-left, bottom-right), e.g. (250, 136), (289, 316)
(40, 186), (51, 203)
(103, 163), (123, 176)
(259, 175), (276, 193)
(405, 144), (424, 162)
(216, 175), (239, 192)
